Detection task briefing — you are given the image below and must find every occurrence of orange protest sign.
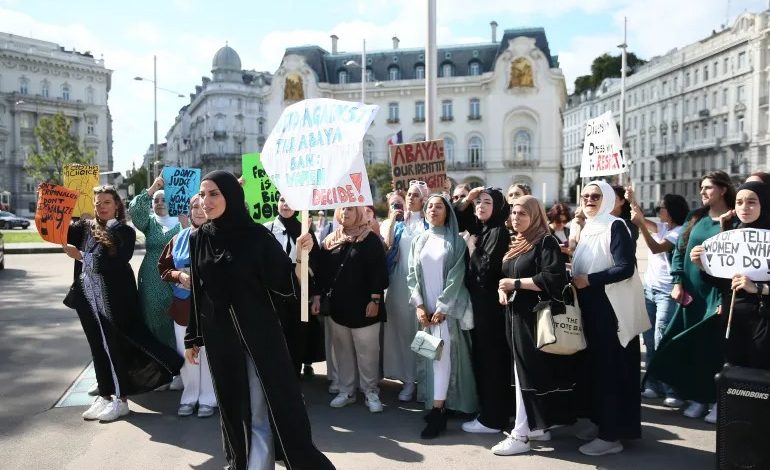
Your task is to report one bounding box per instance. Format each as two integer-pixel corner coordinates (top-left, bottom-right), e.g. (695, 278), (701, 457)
(35, 183), (79, 244)
(389, 139), (447, 193)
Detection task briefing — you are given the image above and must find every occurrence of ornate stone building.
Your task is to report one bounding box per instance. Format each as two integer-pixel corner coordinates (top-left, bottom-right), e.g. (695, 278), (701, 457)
(0, 32), (113, 216)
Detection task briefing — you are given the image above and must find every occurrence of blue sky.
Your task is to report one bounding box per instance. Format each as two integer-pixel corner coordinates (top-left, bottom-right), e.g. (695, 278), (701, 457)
(1, 0), (766, 174)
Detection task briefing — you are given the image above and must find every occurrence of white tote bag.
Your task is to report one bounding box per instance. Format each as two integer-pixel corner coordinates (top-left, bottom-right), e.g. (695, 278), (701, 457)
(605, 267), (650, 347)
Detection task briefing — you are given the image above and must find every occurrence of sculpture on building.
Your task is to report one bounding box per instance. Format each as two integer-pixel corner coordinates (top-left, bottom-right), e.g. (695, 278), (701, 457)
(509, 57), (534, 88)
(284, 73), (304, 101)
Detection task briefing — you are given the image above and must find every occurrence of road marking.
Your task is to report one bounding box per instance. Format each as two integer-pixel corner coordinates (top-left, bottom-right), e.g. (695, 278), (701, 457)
(54, 362), (96, 408)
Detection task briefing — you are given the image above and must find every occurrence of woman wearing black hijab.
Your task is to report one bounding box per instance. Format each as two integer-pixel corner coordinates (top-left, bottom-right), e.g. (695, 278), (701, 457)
(184, 171), (335, 470)
(454, 186), (513, 434)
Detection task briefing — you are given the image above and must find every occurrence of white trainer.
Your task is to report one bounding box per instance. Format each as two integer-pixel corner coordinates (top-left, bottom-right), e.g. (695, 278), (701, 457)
(97, 399), (129, 422)
(683, 402), (708, 418)
(663, 397), (685, 408)
(365, 391), (384, 413)
(398, 382), (415, 402)
(492, 432), (531, 456)
(578, 438), (623, 456)
(169, 375), (184, 391)
(329, 392), (355, 408)
(462, 418), (501, 434)
(704, 404), (717, 424)
(82, 396), (111, 420)
(641, 388), (660, 399)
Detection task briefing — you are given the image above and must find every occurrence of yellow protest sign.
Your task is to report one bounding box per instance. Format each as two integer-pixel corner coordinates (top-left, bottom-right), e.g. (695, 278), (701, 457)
(64, 164), (99, 217)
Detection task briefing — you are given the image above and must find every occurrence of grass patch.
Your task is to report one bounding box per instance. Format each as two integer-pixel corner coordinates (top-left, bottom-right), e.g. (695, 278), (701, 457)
(2, 230), (44, 244)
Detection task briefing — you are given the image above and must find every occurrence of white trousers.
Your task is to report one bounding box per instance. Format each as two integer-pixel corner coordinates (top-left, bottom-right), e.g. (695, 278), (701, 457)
(246, 354), (275, 470)
(174, 322), (217, 407)
(512, 359), (530, 439)
(430, 322), (451, 401)
(323, 316), (338, 386)
(330, 319), (381, 395)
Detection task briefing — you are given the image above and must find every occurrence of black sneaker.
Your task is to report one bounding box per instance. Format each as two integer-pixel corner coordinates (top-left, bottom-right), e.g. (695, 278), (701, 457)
(421, 407), (447, 439)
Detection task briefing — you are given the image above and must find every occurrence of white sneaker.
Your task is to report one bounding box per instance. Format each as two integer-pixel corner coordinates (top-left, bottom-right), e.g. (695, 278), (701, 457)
(527, 429), (552, 442)
(462, 418), (501, 434)
(398, 382), (415, 402)
(329, 392), (355, 408)
(177, 403), (195, 416)
(97, 399), (129, 422)
(169, 375), (184, 391)
(575, 423), (599, 441)
(683, 402), (708, 418)
(663, 397), (685, 408)
(82, 396), (111, 420)
(492, 432), (531, 456)
(365, 391), (384, 413)
(578, 438), (624, 456)
(704, 404), (717, 424)
(641, 388), (660, 399)
(328, 383), (340, 394)
(87, 382), (100, 396)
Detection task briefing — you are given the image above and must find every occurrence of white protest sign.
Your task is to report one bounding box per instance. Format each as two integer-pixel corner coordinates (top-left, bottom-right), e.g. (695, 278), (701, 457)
(699, 228), (770, 281)
(579, 111), (627, 178)
(260, 98), (379, 210)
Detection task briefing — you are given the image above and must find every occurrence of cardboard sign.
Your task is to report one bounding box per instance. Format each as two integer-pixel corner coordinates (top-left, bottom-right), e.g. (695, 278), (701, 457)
(162, 167), (201, 216)
(389, 139), (446, 193)
(700, 228), (770, 281)
(242, 153), (280, 223)
(35, 183), (79, 244)
(260, 98), (378, 210)
(579, 111), (627, 178)
(63, 164), (99, 217)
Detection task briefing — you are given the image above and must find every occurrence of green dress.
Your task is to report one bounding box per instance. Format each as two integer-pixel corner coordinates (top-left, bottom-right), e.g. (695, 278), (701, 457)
(128, 190), (180, 350)
(647, 215), (725, 403)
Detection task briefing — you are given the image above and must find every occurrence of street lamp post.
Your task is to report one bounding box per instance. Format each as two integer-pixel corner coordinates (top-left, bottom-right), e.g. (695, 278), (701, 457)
(345, 39), (381, 105)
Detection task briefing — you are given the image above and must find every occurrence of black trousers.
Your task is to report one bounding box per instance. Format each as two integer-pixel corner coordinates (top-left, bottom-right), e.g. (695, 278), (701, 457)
(75, 305), (128, 397)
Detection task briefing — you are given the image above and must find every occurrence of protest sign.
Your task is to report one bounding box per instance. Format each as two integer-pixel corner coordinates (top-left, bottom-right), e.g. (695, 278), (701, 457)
(389, 139), (446, 193)
(579, 111), (627, 178)
(35, 183), (79, 244)
(699, 228), (770, 281)
(260, 98), (378, 210)
(162, 167), (201, 216)
(63, 164), (99, 217)
(242, 153), (280, 223)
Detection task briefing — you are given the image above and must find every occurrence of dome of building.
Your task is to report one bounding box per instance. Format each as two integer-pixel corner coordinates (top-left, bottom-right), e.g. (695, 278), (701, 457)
(212, 45), (242, 72)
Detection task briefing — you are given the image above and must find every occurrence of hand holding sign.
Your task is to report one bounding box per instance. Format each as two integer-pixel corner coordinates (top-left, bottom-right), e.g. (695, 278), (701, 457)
(35, 183), (79, 244)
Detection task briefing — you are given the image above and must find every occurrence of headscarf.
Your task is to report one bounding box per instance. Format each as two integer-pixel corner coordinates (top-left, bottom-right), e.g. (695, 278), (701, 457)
(503, 195), (550, 261)
(572, 180), (622, 275)
(278, 211), (302, 240)
(480, 187), (510, 230)
(409, 180), (429, 199)
(736, 181), (770, 229)
(322, 206), (372, 250)
(200, 170), (255, 240)
(153, 189), (179, 233)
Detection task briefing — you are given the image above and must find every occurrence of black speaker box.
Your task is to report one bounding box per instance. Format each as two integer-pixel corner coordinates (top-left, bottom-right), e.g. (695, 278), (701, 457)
(716, 365), (770, 469)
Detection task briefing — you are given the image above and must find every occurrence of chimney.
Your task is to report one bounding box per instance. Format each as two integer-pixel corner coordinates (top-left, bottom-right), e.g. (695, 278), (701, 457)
(392, 36), (400, 49)
(330, 34), (338, 54)
(490, 21), (498, 43)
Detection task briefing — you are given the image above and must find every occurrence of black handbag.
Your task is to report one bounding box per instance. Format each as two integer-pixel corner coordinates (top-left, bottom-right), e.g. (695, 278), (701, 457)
(319, 244), (353, 316)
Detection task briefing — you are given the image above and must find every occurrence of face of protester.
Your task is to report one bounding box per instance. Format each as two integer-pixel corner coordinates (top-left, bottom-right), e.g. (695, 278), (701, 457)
(700, 178), (726, 207)
(510, 204), (531, 233)
(452, 187), (469, 203)
(406, 187), (424, 212)
(735, 189), (761, 225)
(94, 193), (118, 221)
(364, 206), (375, 223)
(190, 197), (207, 227)
(656, 201), (671, 224)
(425, 196), (447, 227)
(611, 193), (625, 217)
(339, 207), (360, 228)
(278, 196), (295, 219)
(475, 193), (494, 222)
(581, 185), (603, 218)
(507, 186), (526, 204)
(152, 192), (168, 216)
(199, 180), (226, 220)
(551, 213), (569, 229)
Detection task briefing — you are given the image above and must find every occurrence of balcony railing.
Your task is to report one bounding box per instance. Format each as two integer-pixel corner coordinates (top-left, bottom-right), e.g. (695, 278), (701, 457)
(447, 161), (486, 170)
(413, 117), (425, 123)
(504, 160), (539, 168)
(440, 116), (454, 122)
(386, 118), (400, 124)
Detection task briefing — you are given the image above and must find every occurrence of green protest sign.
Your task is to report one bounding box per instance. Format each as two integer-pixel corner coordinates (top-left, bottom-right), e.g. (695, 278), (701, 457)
(242, 153), (280, 223)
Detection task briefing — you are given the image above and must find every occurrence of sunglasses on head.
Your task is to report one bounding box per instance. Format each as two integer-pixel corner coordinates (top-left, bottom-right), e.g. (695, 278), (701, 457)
(408, 180), (427, 188)
(581, 194), (602, 202)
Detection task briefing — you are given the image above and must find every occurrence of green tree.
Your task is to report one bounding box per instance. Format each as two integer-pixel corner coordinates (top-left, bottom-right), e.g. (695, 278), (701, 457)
(123, 165), (148, 201)
(25, 112), (95, 185)
(573, 52), (647, 94)
(366, 162), (393, 218)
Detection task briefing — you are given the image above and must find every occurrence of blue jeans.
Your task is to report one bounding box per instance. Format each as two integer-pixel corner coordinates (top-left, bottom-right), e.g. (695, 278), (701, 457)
(643, 285), (677, 396)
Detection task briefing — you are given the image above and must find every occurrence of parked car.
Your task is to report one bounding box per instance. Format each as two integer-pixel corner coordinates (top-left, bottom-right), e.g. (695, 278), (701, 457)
(0, 211), (30, 229)
(0, 231), (4, 270)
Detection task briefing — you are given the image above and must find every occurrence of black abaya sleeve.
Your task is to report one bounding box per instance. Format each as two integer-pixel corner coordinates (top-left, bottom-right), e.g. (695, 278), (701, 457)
(67, 219), (87, 248)
(701, 270), (732, 291)
(453, 202), (477, 234)
(586, 220), (635, 287)
(91, 225), (136, 274)
(362, 232), (389, 295)
(532, 235), (567, 300)
(470, 226), (510, 291)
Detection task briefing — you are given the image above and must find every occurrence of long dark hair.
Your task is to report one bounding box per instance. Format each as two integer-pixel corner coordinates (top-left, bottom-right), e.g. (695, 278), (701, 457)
(91, 185), (126, 255)
(662, 194), (689, 227)
(680, 170), (736, 249)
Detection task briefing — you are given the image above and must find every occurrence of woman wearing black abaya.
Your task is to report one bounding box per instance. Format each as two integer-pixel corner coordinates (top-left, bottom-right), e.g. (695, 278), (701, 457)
(185, 171), (335, 470)
(454, 186), (513, 434)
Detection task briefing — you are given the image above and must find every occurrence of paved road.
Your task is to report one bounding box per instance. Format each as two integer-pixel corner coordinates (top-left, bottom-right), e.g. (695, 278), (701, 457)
(0, 250), (717, 470)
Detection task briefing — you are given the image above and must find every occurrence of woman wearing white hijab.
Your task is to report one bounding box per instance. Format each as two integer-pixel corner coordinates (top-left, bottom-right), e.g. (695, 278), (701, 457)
(571, 180), (646, 456)
(128, 176), (181, 353)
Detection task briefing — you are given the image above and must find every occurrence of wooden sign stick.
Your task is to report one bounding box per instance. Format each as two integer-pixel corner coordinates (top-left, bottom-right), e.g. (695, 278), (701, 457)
(725, 288), (737, 339)
(300, 210), (310, 322)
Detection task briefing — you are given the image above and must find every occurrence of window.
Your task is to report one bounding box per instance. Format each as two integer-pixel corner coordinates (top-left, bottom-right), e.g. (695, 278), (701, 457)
(738, 85), (745, 103)
(641, 162), (646, 182)
(674, 76), (679, 91)
(444, 137), (455, 163)
(62, 84), (70, 101)
(694, 68), (699, 84)
(365, 68), (373, 82)
(86, 87), (94, 104)
(712, 91), (717, 108)
(364, 139), (375, 165)
(469, 98), (480, 119)
(713, 61), (718, 78)
(724, 57), (729, 74)
(704, 65), (709, 81)
(685, 72), (690, 87)
(414, 100), (425, 122)
(738, 51), (746, 69)
(722, 88), (728, 106)
(441, 100), (453, 121)
(702, 122), (708, 139)
(468, 136), (482, 166)
(388, 66), (400, 81)
(388, 102), (399, 122)
(650, 162), (656, 181)
(258, 119), (264, 135)
(469, 61), (481, 76)
(441, 62), (454, 78)
(19, 112), (31, 129)
(722, 118), (728, 137)
(19, 78), (28, 94)
(514, 130), (532, 160)
(414, 64), (425, 80)
(41, 81), (49, 98)
(87, 120), (95, 135)
(338, 70), (348, 84)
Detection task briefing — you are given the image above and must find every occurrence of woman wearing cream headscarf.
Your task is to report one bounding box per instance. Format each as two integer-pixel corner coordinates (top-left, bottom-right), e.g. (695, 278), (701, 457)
(571, 181), (645, 456)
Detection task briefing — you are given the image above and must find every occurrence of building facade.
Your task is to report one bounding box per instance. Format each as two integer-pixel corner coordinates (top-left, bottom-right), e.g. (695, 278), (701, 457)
(563, 11), (770, 211)
(0, 32), (113, 216)
(164, 25), (567, 203)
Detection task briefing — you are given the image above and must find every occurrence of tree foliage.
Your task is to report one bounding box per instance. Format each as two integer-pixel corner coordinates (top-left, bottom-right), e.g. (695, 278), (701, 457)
(573, 52), (647, 95)
(123, 165), (148, 200)
(25, 112), (95, 185)
(366, 161), (393, 217)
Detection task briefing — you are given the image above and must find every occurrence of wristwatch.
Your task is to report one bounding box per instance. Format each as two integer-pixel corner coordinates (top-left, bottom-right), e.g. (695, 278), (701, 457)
(370, 297), (381, 304)
(514, 279), (522, 290)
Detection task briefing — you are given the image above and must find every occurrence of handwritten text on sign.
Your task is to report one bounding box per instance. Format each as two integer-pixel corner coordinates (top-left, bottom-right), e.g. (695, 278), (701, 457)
(35, 183), (79, 244)
(242, 153), (280, 223)
(162, 167), (201, 216)
(260, 98), (378, 210)
(63, 164), (99, 217)
(699, 228), (770, 281)
(580, 111), (627, 178)
(389, 139), (446, 192)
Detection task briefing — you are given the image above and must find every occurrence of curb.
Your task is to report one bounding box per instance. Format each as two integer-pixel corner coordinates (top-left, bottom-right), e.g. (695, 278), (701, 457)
(6, 244), (146, 255)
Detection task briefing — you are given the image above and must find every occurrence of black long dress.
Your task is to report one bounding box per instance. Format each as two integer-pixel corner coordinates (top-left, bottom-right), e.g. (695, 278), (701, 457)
(574, 220), (642, 441)
(66, 220), (182, 396)
(503, 235), (579, 431)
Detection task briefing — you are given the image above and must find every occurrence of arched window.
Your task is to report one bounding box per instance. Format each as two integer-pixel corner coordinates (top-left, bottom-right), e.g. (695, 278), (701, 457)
(364, 138), (375, 164)
(338, 69), (348, 84)
(469, 61), (481, 76)
(514, 130), (531, 160)
(468, 136), (482, 167)
(388, 66), (400, 81)
(441, 62), (454, 78)
(414, 64), (425, 79)
(443, 137), (455, 164)
(19, 77), (29, 94)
